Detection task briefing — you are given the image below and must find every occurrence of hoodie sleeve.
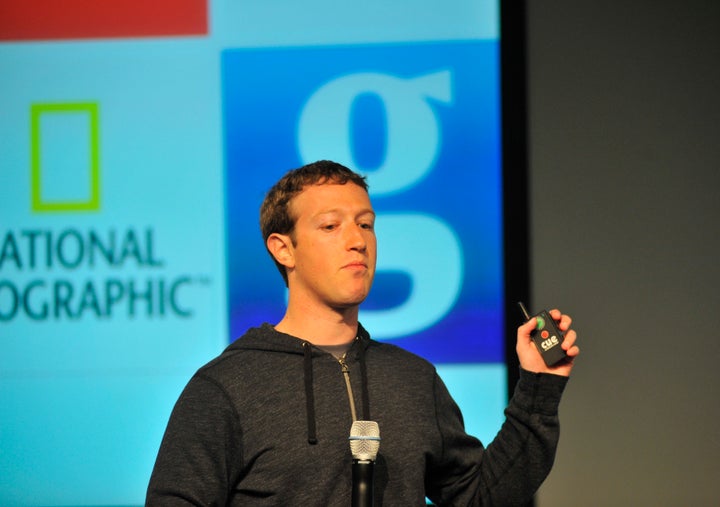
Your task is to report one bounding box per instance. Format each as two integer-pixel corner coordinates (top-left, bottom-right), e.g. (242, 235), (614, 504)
(146, 374), (242, 506)
(427, 368), (568, 506)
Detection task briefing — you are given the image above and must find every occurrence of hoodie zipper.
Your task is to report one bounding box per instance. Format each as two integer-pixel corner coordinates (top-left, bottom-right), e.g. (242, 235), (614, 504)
(338, 353), (358, 422)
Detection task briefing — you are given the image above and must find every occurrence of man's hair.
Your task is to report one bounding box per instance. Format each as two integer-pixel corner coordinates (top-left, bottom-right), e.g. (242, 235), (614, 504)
(260, 160), (369, 285)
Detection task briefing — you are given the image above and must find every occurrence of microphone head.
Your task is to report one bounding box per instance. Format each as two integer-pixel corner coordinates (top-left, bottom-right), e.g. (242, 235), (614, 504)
(349, 420), (381, 461)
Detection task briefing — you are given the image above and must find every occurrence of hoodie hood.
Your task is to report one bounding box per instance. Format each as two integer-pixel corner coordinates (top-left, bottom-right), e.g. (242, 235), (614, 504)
(226, 322), (372, 445)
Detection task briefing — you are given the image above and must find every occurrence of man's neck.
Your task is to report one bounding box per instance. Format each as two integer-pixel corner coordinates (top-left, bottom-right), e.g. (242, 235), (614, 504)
(274, 305), (359, 346)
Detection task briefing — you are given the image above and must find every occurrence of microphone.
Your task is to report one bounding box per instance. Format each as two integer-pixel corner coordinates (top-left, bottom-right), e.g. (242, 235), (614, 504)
(349, 420), (380, 507)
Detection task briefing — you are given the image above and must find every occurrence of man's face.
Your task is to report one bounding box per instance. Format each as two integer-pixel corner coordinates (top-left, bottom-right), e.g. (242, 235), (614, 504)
(285, 182), (376, 311)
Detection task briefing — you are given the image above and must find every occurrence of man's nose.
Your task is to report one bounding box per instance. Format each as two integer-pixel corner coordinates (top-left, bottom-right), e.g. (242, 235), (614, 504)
(345, 223), (367, 251)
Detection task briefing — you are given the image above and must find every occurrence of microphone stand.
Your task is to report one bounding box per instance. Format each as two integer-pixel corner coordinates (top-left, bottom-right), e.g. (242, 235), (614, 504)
(352, 458), (374, 507)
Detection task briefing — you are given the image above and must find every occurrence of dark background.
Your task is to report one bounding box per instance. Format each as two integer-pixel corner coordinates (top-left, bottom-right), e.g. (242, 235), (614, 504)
(525, 1), (720, 505)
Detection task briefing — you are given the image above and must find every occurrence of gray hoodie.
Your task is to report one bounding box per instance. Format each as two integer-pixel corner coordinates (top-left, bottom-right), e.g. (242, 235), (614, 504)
(147, 323), (567, 506)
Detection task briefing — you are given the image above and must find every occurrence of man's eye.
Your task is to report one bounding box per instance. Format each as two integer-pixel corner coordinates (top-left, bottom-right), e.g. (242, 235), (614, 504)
(360, 222), (374, 230)
(322, 224), (337, 231)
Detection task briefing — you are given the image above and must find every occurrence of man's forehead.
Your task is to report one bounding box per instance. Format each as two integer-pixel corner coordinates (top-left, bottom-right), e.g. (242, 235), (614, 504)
(288, 186), (372, 226)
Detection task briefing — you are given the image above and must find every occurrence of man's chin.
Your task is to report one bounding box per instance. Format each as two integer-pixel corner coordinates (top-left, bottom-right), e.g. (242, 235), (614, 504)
(333, 292), (371, 310)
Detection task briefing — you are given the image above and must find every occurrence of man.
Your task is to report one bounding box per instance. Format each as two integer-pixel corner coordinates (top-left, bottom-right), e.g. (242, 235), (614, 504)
(147, 160), (579, 506)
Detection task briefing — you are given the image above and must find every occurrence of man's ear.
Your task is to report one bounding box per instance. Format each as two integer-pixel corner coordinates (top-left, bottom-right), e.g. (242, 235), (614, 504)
(266, 233), (295, 269)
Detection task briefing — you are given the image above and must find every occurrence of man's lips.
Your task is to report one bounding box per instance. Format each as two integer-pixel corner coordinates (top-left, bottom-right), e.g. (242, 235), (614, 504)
(343, 261), (367, 269)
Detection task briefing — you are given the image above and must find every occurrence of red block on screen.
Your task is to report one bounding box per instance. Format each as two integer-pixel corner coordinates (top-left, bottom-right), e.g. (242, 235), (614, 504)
(0, 0), (207, 41)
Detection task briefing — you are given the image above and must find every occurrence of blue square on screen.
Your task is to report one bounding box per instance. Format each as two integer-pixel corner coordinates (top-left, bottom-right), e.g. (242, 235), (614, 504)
(222, 41), (503, 363)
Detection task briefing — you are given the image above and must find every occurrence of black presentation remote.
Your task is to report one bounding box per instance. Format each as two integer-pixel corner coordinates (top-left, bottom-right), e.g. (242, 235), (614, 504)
(518, 302), (567, 367)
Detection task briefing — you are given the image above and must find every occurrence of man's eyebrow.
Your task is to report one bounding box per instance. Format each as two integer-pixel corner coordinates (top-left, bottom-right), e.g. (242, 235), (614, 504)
(313, 208), (341, 217)
(314, 208), (375, 217)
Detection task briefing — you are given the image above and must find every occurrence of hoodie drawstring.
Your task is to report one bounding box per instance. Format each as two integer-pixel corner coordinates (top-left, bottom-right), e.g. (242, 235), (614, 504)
(302, 342), (318, 445)
(358, 340), (371, 421)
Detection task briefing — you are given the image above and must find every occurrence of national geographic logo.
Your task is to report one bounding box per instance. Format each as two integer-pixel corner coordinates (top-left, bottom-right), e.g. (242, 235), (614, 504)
(0, 102), (211, 322)
(0, 228), (210, 321)
(30, 102), (101, 213)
